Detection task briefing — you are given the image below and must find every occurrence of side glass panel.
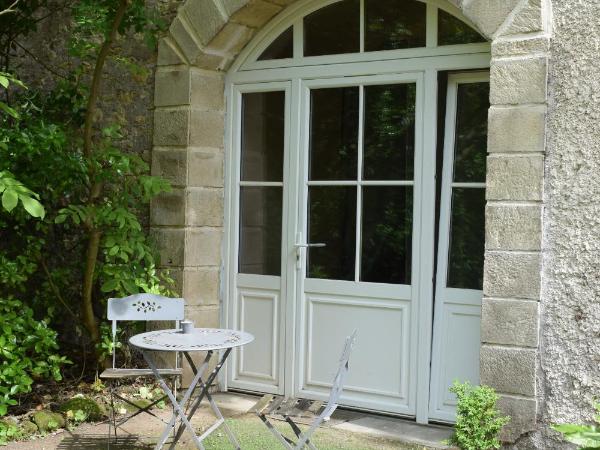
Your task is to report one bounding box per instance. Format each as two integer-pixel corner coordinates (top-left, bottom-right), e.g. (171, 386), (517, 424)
(308, 187), (356, 281)
(239, 91), (285, 276)
(363, 84), (416, 180)
(453, 83), (489, 183)
(438, 9), (486, 46)
(309, 87), (359, 180)
(241, 91), (285, 182)
(239, 187), (283, 276)
(365, 0), (426, 51)
(258, 27), (293, 61)
(304, 0), (360, 56)
(361, 187), (413, 284)
(446, 81), (489, 290)
(447, 188), (485, 289)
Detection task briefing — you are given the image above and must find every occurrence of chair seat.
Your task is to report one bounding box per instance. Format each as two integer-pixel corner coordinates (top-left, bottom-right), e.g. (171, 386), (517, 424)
(251, 394), (326, 419)
(100, 368), (183, 379)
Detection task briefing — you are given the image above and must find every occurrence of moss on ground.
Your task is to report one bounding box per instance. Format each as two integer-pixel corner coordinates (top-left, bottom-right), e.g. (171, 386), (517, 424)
(58, 396), (105, 421)
(32, 410), (65, 432)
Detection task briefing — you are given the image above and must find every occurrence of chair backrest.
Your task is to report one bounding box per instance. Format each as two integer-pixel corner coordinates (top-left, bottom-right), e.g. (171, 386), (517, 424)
(107, 294), (185, 369)
(325, 329), (357, 411)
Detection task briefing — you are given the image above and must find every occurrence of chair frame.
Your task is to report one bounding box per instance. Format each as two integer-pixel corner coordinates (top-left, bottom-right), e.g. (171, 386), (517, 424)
(100, 293), (185, 447)
(253, 330), (357, 450)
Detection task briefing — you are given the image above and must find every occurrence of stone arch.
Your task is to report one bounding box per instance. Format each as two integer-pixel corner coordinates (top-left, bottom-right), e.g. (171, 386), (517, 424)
(151, 0), (551, 444)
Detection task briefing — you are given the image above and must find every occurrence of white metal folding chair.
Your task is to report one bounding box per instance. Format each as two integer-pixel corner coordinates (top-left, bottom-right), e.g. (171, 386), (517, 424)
(251, 330), (358, 450)
(100, 294), (184, 446)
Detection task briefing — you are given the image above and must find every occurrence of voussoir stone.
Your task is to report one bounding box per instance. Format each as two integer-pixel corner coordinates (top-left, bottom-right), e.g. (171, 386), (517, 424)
(461, 0), (521, 38)
(481, 298), (539, 347)
(480, 345), (536, 396)
(182, 0), (228, 47)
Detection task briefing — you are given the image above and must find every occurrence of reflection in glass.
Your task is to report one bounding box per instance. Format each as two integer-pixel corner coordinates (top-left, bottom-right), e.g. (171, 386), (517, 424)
(239, 187), (282, 276)
(365, 0), (426, 51)
(241, 92), (285, 182)
(309, 87), (359, 180)
(438, 9), (486, 46)
(361, 187), (413, 284)
(304, 0), (360, 56)
(258, 27), (293, 61)
(447, 188), (485, 289)
(308, 187), (356, 281)
(364, 84), (416, 180)
(453, 82), (489, 183)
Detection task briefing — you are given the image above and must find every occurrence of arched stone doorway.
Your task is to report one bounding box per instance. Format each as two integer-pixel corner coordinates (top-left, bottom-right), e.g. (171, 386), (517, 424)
(150, 0), (551, 443)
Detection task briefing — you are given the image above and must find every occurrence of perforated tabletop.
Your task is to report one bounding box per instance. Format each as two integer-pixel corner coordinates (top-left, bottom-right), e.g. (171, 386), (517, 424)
(129, 328), (254, 352)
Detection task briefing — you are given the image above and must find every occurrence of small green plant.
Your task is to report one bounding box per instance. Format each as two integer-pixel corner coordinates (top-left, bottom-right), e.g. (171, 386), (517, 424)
(0, 419), (20, 445)
(553, 401), (600, 449)
(0, 297), (70, 417)
(449, 381), (510, 450)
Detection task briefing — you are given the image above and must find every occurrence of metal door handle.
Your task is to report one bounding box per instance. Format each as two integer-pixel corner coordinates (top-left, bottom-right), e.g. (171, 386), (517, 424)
(294, 243), (326, 248)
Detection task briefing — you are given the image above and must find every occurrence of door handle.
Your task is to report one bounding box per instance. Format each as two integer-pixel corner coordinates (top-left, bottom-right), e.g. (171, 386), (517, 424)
(294, 243), (326, 248)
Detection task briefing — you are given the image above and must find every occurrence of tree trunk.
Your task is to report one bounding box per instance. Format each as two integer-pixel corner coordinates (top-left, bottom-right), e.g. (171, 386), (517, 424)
(80, 0), (130, 346)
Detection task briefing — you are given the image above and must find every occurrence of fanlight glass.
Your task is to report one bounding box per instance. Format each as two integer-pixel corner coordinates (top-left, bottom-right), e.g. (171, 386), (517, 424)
(257, 0), (486, 61)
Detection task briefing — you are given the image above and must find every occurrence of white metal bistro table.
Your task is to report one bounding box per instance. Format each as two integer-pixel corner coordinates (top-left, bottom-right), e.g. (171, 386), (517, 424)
(129, 327), (254, 450)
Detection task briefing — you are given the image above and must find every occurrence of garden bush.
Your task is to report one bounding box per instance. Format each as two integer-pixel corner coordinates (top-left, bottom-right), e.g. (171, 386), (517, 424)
(449, 381), (510, 450)
(0, 297), (70, 417)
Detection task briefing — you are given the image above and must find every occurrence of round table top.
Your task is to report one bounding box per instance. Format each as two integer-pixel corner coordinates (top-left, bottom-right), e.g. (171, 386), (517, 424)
(129, 328), (254, 352)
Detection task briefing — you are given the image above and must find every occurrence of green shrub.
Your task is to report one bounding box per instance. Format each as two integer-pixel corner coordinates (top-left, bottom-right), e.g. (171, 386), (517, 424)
(0, 418), (20, 444)
(449, 381), (510, 450)
(553, 401), (600, 449)
(0, 297), (70, 416)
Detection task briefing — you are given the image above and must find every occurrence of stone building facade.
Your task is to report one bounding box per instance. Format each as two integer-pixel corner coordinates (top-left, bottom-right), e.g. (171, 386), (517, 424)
(146, 0), (600, 447)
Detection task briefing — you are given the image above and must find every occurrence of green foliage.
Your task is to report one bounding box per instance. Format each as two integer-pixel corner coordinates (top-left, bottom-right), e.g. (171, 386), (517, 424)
(0, 171), (45, 218)
(31, 410), (65, 432)
(449, 381), (510, 450)
(0, 297), (70, 416)
(0, 72), (25, 119)
(553, 402), (600, 449)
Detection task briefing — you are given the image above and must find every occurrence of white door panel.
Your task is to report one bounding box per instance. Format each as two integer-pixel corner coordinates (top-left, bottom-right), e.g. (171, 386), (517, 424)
(429, 73), (489, 422)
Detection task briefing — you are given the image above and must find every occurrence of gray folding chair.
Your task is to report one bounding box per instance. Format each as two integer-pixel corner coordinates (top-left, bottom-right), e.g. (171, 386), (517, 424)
(251, 330), (358, 450)
(100, 294), (185, 445)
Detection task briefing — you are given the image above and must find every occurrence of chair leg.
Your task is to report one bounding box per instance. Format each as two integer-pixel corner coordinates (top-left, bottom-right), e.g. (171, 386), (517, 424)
(257, 413), (295, 450)
(285, 416), (319, 450)
(107, 383), (116, 449)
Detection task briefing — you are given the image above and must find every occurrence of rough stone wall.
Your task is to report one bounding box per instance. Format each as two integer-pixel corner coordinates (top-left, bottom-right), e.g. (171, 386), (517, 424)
(540, 0), (600, 445)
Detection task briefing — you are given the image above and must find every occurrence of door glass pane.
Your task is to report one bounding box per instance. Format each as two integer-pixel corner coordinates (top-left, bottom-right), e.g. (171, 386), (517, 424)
(438, 9), (486, 46)
(258, 27), (293, 61)
(453, 82), (489, 183)
(361, 187), (413, 284)
(309, 87), (359, 180)
(365, 0), (426, 51)
(447, 188), (485, 289)
(308, 187), (356, 281)
(239, 187), (282, 276)
(241, 91), (285, 182)
(363, 84), (416, 181)
(304, 0), (360, 56)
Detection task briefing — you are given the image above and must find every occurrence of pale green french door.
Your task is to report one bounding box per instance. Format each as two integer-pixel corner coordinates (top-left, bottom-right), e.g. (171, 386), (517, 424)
(225, 71), (489, 423)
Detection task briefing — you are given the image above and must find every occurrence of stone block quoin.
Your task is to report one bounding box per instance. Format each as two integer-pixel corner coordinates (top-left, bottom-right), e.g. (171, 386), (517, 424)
(150, 0), (553, 441)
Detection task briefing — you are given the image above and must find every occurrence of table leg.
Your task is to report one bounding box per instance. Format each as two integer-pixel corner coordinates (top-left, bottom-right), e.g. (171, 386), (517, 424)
(170, 349), (240, 450)
(142, 351), (208, 450)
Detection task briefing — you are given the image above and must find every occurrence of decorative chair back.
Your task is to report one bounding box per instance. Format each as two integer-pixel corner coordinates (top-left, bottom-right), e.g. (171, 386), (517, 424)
(107, 294), (185, 369)
(325, 329), (357, 411)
